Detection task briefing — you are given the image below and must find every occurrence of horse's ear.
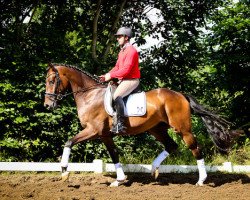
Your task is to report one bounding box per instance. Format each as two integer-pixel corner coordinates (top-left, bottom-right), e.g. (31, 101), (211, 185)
(48, 62), (53, 68)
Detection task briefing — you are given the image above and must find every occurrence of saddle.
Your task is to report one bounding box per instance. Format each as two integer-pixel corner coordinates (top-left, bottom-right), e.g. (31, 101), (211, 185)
(104, 82), (146, 117)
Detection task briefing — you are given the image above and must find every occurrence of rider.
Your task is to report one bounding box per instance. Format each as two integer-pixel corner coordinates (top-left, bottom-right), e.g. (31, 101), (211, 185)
(99, 27), (141, 134)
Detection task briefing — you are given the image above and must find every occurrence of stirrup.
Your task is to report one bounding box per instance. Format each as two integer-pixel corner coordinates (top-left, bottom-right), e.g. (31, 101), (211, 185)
(110, 123), (126, 134)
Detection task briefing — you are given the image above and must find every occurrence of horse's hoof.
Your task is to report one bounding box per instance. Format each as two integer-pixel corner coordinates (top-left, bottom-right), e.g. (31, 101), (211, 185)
(151, 167), (159, 180)
(109, 180), (121, 187)
(195, 181), (204, 186)
(61, 171), (69, 182)
(196, 174), (207, 186)
(109, 177), (127, 187)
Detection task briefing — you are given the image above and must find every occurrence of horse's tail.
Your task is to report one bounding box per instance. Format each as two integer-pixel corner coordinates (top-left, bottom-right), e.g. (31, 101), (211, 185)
(183, 94), (240, 153)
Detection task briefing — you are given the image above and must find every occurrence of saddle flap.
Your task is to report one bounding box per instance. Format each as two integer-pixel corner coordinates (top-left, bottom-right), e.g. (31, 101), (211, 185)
(104, 83), (146, 117)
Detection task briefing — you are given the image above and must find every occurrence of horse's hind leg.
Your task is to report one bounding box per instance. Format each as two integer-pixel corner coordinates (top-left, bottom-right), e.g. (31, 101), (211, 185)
(101, 136), (126, 187)
(180, 130), (207, 186)
(148, 122), (178, 179)
(169, 111), (207, 186)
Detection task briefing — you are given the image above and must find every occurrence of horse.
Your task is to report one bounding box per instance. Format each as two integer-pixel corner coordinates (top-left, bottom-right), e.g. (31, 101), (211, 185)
(44, 63), (239, 187)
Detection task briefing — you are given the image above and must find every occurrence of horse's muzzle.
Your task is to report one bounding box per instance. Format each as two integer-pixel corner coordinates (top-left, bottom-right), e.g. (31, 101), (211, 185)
(44, 101), (57, 110)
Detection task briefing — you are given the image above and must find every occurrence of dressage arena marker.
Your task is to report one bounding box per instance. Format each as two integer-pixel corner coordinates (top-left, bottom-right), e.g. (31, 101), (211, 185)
(0, 160), (250, 173)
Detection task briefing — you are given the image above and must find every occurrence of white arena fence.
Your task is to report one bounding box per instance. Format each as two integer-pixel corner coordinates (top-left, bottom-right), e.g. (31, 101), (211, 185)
(0, 160), (250, 173)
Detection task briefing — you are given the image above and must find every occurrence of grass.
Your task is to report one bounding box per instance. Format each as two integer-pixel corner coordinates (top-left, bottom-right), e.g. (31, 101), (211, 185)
(210, 143), (250, 165)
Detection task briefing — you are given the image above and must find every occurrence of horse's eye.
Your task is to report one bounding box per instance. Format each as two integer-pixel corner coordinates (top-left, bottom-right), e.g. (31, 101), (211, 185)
(49, 81), (54, 86)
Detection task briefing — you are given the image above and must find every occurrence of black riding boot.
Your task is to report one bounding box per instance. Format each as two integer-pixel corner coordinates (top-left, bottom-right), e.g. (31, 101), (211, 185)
(111, 96), (127, 134)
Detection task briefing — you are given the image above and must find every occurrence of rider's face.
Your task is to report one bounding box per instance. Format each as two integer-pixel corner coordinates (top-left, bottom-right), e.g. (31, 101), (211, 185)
(117, 35), (128, 47)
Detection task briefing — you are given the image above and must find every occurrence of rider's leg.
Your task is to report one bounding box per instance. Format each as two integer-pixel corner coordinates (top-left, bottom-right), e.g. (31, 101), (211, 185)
(111, 96), (126, 133)
(113, 79), (140, 100)
(111, 79), (139, 134)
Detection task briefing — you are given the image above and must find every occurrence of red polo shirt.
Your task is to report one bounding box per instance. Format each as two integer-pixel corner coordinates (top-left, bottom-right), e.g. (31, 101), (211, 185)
(109, 44), (140, 80)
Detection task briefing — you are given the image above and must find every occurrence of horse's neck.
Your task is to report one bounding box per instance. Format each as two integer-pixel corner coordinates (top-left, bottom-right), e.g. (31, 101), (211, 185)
(63, 67), (98, 92)
(70, 75), (97, 93)
(61, 67), (105, 105)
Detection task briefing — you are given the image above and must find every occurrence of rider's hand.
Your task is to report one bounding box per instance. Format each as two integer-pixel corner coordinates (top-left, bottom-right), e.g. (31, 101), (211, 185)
(99, 75), (105, 82)
(99, 73), (111, 82)
(104, 73), (111, 81)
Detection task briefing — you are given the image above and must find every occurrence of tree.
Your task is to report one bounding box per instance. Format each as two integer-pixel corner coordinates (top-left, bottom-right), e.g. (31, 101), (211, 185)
(203, 1), (250, 126)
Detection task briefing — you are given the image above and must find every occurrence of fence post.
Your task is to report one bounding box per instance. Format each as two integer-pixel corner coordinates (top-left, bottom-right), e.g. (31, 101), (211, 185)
(93, 159), (103, 173)
(223, 162), (233, 172)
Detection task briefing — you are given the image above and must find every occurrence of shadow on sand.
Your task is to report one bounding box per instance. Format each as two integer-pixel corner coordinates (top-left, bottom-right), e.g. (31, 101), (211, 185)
(104, 172), (250, 187)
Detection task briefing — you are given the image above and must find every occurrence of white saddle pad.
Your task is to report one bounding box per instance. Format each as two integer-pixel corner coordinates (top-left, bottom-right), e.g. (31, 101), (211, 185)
(104, 84), (146, 117)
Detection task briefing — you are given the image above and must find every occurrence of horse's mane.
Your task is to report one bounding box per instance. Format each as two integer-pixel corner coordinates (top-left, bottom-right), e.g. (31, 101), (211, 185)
(52, 63), (106, 85)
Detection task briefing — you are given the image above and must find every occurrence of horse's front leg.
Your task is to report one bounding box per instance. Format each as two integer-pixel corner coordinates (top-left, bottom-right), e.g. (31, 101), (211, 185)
(60, 126), (98, 181)
(101, 136), (127, 187)
(61, 140), (72, 181)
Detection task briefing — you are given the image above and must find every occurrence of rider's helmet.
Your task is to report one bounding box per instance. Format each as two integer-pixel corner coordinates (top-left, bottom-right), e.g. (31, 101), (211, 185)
(115, 27), (133, 38)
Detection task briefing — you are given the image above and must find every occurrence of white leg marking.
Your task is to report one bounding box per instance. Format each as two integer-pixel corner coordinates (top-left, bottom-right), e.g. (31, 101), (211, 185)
(151, 150), (169, 179)
(196, 158), (207, 186)
(61, 147), (71, 168)
(110, 163), (127, 187)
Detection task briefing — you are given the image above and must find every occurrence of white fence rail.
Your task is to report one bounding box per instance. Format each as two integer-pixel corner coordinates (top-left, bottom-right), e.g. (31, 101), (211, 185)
(1, 160), (250, 173)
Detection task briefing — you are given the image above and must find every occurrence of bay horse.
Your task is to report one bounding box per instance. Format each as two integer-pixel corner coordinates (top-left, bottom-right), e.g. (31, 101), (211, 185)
(44, 63), (238, 187)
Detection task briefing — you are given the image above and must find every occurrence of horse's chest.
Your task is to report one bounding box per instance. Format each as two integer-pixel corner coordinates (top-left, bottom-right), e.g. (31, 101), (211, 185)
(76, 94), (104, 125)
(78, 107), (90, 119)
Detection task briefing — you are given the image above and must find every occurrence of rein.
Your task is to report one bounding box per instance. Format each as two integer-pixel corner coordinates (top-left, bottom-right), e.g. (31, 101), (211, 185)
(45, 84), (105, 101)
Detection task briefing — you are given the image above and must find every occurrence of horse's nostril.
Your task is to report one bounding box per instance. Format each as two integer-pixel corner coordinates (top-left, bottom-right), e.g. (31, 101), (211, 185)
(44, 103), (52, 109)
(44, 102), (57, 110)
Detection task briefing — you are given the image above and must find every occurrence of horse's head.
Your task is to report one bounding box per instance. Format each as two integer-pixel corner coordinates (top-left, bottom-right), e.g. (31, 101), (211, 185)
(44, 63), (68, 110)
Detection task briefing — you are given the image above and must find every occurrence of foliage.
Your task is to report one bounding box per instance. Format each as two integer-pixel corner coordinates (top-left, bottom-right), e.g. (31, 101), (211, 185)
(0, 0), (249, 164)
(204, 1), (250, 126)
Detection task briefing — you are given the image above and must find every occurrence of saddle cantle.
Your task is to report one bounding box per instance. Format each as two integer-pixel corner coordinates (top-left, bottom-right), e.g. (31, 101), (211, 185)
(104, 83), (146, 117)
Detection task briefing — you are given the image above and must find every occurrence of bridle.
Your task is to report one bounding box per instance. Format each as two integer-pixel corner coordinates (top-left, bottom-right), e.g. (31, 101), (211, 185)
(45, 67), (105, 102)
(45, 68), (65, 101)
